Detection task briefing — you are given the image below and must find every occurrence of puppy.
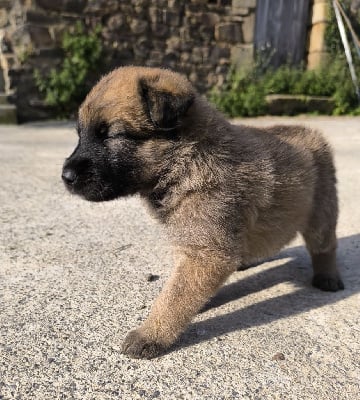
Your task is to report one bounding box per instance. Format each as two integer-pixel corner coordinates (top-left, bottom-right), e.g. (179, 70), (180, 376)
(62, 66), (344, 359)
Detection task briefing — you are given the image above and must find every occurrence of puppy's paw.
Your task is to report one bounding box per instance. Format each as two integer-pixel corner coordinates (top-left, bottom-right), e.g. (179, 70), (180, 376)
(122, 329), (166, 359)
(312, 273), (345, 292)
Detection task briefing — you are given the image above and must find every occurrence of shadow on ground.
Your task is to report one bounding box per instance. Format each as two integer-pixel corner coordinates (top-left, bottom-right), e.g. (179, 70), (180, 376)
(174, 233), (359, 351)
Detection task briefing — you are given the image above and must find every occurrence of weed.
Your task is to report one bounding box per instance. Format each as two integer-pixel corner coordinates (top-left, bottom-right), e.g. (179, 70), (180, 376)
(34, 22), (102, 118)
(210, 59), (360, 117)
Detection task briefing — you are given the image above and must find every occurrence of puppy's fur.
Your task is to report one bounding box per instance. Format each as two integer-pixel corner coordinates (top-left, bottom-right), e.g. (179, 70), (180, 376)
(62, 67), (343, 359)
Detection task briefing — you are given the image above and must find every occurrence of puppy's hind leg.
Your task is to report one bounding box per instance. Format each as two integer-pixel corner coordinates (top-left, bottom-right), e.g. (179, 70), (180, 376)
(302, 146), (344, 292)
(302, 226), (344, 292)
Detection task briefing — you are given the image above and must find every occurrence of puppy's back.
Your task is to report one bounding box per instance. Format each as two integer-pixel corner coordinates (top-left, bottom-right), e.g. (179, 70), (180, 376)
(236, 124), (336, 261)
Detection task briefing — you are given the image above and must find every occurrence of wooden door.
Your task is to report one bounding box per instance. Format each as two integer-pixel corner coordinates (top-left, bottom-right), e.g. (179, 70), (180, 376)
(255, 0), (311, 67)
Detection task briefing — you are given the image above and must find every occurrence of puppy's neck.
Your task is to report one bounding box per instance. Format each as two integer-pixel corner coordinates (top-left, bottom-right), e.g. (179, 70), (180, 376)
(180, 97), (232, 142)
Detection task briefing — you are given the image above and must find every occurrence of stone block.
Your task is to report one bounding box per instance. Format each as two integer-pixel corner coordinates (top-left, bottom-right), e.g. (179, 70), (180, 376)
(209, 46), (230, 65)
(107, 14), (126, 31)
(3, 54), (19, 71)
(242, 12), (255, 43)
(111, 47), (134, 65)
(202, 12), (220, 26)
(163, 9), (181, 26)
(232, 6), (250, 16)
(130, 19), (148, 35)
(149, 50), (163, 63)
(0, 8), (8, 28)
(231, 44), (254, 69)
(180, 52), (191, 63)
(36, 0), (88, 13)
(134, 36), (151, 57)
(190, 0), (207, 5)
(215, 22), (242, 43)
(149, 7), (160, 24)
(179, 26), (191, 42)
(215, 64), (229, 75)
(25, 10), (60, 25)
(265, 94), (334, 115)
(51, 24), (68, 45)
(12, 27), (30, 52)
(191, 47), (209, 63)
(311, 1), (329, 25)
(166, 36), (181, 51)
(0, 104), (17, 124)
(27, 25), (53, 48)
(151, 23), (169, 38)
(0, 93), (9, 104)
(232, 0), (256, 8)
(225, 15), (244, 23)
(162, 51), (178, 68)
(185, 3), (203, 14)
(36, 48), (62, 58)
(168, 0), (181, 8)
(199, 25), (215, 42)
(0, 73), (5, 92)
(308, 22), (327, 53)
(0, 34), (12, 53)
(152, 39), (166, 51)
(133, 0), (148, 7)
(154, 0), (167, 6)
(134, 5), (148, 17)
(0, 0), (12, 9)
(189, 71), (198, 84)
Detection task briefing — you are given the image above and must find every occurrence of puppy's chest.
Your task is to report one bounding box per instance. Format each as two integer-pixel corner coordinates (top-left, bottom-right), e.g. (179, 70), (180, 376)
(145, 188), (177, 221)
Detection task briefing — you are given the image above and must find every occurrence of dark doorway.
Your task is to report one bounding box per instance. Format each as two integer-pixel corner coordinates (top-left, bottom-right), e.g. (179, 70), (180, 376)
(254, 0), (311, 67)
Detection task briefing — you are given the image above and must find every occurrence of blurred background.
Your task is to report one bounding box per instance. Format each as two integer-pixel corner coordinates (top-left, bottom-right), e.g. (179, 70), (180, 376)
(0, 0), (359, 123)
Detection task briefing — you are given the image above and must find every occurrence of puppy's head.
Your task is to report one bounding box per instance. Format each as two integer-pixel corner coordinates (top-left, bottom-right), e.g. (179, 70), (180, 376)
(62, 67), (195, 202)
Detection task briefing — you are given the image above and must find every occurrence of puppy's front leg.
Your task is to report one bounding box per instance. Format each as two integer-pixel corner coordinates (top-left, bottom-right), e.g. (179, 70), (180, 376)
(122, 250), (235, 359)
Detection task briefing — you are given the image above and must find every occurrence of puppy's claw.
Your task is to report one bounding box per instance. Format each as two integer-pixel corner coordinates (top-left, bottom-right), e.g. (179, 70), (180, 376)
(122, 329), (166, 359)
(312, 274), (345, 292)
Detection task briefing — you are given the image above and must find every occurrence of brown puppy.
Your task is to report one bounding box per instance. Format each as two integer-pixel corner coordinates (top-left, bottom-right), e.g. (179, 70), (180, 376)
(62, 66), (343, 359)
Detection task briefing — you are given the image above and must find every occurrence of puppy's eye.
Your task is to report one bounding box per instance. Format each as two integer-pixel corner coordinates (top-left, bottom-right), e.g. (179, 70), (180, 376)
(97, 122), (109, 137)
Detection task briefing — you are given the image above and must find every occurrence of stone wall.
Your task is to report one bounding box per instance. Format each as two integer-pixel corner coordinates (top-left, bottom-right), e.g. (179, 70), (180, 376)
(0, 0), (338, 122)
(0, 0), (257, 122)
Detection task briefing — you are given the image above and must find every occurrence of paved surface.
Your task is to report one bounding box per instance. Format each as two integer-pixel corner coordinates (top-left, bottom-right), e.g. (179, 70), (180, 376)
(0, 117), (359, 400)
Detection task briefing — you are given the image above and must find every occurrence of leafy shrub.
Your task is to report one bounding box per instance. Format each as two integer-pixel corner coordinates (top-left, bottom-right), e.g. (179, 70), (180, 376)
(34, 22), (102, 117)
(325, 0), (360, 55)
(210, 68), (266, 117)
(210, 58), (360, 117)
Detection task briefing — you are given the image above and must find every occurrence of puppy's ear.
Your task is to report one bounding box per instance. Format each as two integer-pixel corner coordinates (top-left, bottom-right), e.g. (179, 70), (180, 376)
(140, 76), (194, 131)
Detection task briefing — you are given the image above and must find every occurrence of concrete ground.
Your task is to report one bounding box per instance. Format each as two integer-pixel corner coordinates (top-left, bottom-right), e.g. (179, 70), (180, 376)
(0, 116), (359, 400)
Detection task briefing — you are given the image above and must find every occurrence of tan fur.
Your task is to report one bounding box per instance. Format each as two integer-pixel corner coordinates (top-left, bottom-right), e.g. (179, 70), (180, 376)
(73, 66), (343, 359)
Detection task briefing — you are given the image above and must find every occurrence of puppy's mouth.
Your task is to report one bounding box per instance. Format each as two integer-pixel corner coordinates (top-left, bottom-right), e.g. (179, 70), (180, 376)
(68, 182), (117, 202)
(61, 166), (116, 202)
(62, 167), (137, 202)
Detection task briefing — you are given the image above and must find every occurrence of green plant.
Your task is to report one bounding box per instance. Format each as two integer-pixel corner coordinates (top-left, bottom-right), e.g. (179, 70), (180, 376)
(34, 22), (103, 117)
(210, 57), (360, 117)
(325, 0), (360, 55)
(18, 47), (33, 64)
(209, 67), (266, 117)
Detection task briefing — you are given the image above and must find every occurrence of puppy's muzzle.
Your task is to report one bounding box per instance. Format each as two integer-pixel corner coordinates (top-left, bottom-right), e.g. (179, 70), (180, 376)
(62, 167), (77, 186)
(61, 157), (91, 188)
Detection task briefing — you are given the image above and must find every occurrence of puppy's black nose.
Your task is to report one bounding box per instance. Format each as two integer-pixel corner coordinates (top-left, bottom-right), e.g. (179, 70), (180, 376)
(62, 168), (77, 185)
